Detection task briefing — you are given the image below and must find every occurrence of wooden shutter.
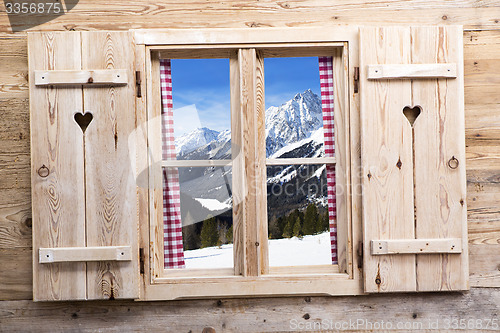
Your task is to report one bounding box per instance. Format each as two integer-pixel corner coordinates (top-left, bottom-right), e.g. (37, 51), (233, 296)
(360, 26), (468, 292)
(29, 32), (139, 301)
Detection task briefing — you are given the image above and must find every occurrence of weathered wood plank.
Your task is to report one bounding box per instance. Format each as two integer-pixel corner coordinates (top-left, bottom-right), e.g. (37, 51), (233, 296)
(469, 244), (500, 287)
(367, 63), (457, 79)
(0, 153), (31, 190)
(360, 26), (416, 293)
(29, 31), (87, 301)
(34, 69), (128, 86)
(82, 31), (139, 300)
(0, 288), (499, 332)
(39, 246), (132, 263)
(1, 2), (500, 32)
(412, 26), (468, 291)
(0, 248), (32, 301)
(238, 48), (261, 277)
(371, 239), (462, 255)
(465, 104), (500, 147)
(0, 98), (30, 154)
(0, 36), (28, 87)
(0, 189), (31, 249)
(467, 182), (500, 224)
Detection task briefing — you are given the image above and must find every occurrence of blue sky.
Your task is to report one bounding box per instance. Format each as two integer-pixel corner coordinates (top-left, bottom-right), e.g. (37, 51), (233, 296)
(170, 57), (320, 136)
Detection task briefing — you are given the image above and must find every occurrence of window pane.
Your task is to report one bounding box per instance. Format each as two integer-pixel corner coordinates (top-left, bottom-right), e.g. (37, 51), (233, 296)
(264, 56), (337, 267)
(264, 57), (324, 159)
(267, 164), (333, 266)
(163, 165), (233, 270)
(162, 58), (231, 161)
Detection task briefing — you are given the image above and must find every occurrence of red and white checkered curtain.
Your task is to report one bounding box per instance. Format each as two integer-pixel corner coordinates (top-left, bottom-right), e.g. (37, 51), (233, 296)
(319, 57), (337, 265)
(160, 59), (185, 269)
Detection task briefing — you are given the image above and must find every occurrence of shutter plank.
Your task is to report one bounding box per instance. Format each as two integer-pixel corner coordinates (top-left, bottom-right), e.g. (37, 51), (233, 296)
(411, 26), (468, 291)
(360, 27), (416, 293)
(82, 32), (139, 300)
(29, 32), (86, 301)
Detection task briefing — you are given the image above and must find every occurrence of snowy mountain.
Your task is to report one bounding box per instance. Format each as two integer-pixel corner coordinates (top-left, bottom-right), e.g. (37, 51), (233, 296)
(175, 89), (323, 159)
(265, 89), (323, 157)
(174, 89), (327, 220)
(175, 127), (220, 156)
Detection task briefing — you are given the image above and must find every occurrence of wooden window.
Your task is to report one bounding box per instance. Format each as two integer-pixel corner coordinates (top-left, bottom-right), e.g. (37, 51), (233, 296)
(28, 26), (468, 301)
(140, 30), (357, 299)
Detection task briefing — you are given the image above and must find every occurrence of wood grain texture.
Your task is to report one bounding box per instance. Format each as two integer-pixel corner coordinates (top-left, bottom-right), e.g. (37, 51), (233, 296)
(255, 50), (268, 275)
(34, 69), (128, 86)
(469, 244), (500, 287)
(0, 188), (31, 249)
(145, 50), (165, 281)
(361, 26), (468, 292)
(39, 246), (132, 263)
(2, 1), (500, 32)
(0, 247), (32, 300)
(367, 63), (457, 79)
(238, 48), (260, 277)
(82, 31), (139, 300)
(28, 31), (87, 301)
(412, 26), (468, 291)
(360, 26), (416, 293)
(1, 288), (499, 332)
(332, 46), (352, 275)
(134, 42), (148, 300)
(0, 98), (30, 154)
(371, 238), (462, 255)
(230, 52), (244, 276)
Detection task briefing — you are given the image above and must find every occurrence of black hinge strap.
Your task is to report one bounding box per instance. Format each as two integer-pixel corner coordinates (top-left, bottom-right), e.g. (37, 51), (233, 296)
(354, 67), (359, 94)
(136, 71), (142, 98)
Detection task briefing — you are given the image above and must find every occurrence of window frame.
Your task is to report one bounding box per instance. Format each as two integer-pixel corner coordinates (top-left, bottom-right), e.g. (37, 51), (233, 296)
(136, 27), (363, 300)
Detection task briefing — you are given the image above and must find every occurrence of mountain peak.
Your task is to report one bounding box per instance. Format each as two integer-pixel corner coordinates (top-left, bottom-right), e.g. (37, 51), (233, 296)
(175, 127), (220, 155)
(265, 89), (323, 157)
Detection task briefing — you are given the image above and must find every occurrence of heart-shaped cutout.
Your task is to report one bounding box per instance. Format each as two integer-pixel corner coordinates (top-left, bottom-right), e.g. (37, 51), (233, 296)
(403, 105), (422, 127)
(74, 112), (93, 133)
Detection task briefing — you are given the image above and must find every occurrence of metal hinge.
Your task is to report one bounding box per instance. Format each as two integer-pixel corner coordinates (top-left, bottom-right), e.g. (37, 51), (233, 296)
(139, 247), (145, 274)
(136, 71), (142, 98)
(354, 67), (359, 94)
(357, 241), (363, 268)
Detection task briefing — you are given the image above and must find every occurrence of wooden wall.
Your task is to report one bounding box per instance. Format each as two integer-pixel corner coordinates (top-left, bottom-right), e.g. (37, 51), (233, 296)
(0, 1), (499, 331)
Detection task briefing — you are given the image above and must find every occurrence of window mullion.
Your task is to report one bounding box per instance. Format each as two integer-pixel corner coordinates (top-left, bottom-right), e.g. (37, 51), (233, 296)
(231, 48), (267, 277)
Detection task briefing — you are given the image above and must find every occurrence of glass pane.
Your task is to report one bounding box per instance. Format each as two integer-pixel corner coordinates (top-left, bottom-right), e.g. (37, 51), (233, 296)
(264, 57), (324, 159)
(163, 166), (233, 269)
(264, 56), (337, 267)
(162, 58), (231, 161)
(267, 164), (333, 267)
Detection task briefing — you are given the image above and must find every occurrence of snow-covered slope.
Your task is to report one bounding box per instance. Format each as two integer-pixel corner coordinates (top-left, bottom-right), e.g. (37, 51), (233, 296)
(184, 231), (332, 268)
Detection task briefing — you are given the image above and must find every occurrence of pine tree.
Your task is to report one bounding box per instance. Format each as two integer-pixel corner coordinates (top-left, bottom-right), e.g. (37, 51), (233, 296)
(282, 219), (292, 238)
(200, 216), (219, 248)
(303, 204), (319, 235)
(225, 225), (233, 243)
(277, 216), (287, 238)
(292, 216), (302, 237)
(319, 211), (330, 233)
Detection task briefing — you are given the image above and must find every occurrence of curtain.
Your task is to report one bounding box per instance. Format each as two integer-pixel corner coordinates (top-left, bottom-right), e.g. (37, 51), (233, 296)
(319, 57), (337, 264)
(160, 59), (186, 268)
